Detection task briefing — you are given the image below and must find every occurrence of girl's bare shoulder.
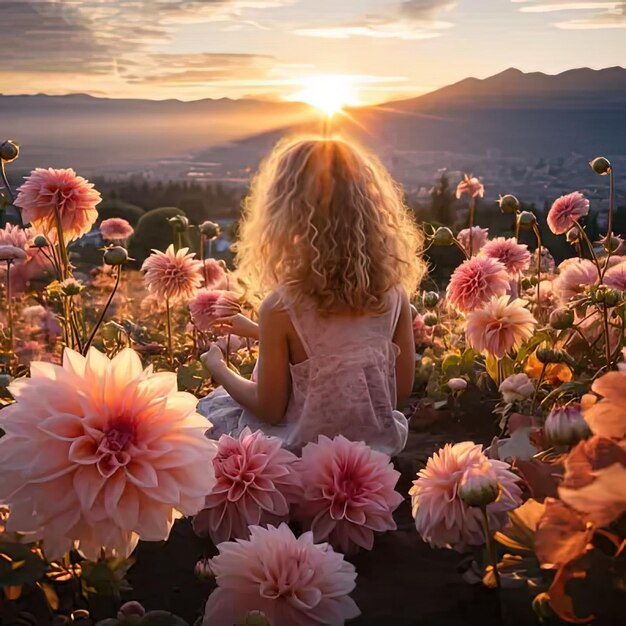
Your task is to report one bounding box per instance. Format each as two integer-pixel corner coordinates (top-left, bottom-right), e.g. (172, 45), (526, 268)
(258, 290), (290, 325)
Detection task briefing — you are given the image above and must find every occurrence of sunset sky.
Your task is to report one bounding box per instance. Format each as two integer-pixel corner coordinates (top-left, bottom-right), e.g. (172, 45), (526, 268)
(2, 1), (626, 104)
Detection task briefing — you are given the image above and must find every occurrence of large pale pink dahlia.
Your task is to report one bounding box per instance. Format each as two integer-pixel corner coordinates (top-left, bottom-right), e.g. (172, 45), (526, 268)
(446, 256), (509, 312)
(457, 226), (489, 257)
(142, 245), (203, 302)
(15, 168), (101, 242)
(0, 347), (216, 560)
(410, 442), (522, 549)
(553, 259), (598, 303)
(293, 435), (403, 554)
(193, 428), (301, 544)
(480, 237), (531, 276)
(465, 296), (536, 358)
(547, 192), (590, 235)
(456, 174), (485, 199)
(203, 524), (360, 626)
(202, 258), (228, 290)
(99, 218), (134, 241)
(603, 260), (626, 291)
(189, 289), (241, 332)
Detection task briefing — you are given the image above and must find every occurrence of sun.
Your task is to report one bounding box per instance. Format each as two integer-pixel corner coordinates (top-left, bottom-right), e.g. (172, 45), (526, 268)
(290, 75), (359, 116)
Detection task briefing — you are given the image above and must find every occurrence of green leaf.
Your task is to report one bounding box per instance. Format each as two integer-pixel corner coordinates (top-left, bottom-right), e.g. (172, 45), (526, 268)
(494, 499), (546, 554)
(0, 543), (46, 587)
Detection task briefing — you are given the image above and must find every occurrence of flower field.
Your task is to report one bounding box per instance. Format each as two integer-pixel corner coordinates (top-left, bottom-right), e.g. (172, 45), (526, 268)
(0, 139), (625, 626)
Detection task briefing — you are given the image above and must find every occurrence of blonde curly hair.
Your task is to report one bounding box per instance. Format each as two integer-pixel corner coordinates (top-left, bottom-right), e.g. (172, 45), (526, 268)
(235, 135), (425, 313)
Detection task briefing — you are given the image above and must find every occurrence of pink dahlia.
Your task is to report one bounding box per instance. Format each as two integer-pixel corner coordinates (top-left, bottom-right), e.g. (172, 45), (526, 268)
(446, 256), (509, 312)
(0, 223), (51, 291)
(603, 260), (626, 291)
(457, 226), (489, 257)
(203, 524), (360, 626)
(553, 259), (598, 303)
(480, 237), (531, 276)
(544, 404), (591, 447)
(465, 296), (536, 358)
(99, 218), (134, 242)
(293, 435), (403, 554)
(15, 168), (101, 242)
(193, 428), (301, 544)
(189, 289), (241, 332)
(547, 192), (590, 235)
(202, 258), (228, 290)
(413, 313), (433, 346)
(409, 442), (522, 549)
(142, 245), (203, 302)
(456, 174), (485, 199)
(0, 347), (216, 560)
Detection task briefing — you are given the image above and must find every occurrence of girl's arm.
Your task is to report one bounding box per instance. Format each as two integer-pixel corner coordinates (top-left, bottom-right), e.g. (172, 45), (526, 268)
(202, 295), (291, 425)
(393, 290), (416, 409)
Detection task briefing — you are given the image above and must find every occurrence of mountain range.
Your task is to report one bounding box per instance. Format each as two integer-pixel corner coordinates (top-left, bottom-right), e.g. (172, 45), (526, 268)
(2, 66), (626, 176)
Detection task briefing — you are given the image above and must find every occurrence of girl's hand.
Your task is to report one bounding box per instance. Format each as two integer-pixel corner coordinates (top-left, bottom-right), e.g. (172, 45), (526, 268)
(213, 313), (259, 340)
(200, 344), (227, 379)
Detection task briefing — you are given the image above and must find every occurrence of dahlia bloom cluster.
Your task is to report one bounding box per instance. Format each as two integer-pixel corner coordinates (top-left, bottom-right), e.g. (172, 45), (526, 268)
(457, 226), (489, 257)
(410, 442), (522, 549)
(480, 237), (531, 276)
(0, 347), (217, 560)
(465, 296), (536, 358)
(203, 524), (360, 626)
(446, 256), (510, 312)
(553, 258), (598, 303)
(189, 289), (241, 332)
(193, 428), (301, 544)
(99, 217), (134, 242)
(547, 191), (590, 235)
(142, 245), (203, 302)
(0, 223), (51, 290)
(294, 435), (403, 554)
(15, 168), (101, 242)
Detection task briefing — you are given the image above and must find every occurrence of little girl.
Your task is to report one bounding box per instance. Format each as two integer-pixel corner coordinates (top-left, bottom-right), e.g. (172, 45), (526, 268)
(199, 135), (425, 456)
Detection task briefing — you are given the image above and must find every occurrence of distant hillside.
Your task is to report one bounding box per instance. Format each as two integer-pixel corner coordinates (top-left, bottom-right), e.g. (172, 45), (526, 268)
(0, 93), (314, 171)
(2, 66), (626, 176)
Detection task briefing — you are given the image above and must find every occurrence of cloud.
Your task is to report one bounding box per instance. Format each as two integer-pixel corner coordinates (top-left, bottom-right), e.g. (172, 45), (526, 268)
(296, 0), (457, 40)
(127, 53), (276, 85)
(0, 0), (290, 76)
(511, 0), (626, 28)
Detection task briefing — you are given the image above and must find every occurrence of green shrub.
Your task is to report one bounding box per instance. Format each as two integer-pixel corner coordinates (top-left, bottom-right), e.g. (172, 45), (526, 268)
(129, 207), (191, 264)
(97, 199), (145, 226)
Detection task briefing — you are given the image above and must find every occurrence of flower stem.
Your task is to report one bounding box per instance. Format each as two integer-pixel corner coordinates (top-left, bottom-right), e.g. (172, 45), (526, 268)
(468, 198), (476, 256)
(574, 220), (602, 279)
(0, 160), (15, 204)
(533, 223), (542, 317)
(5, 260), (13, 357)
(530, 364), (547, 414)
(82, 266), (121, 355)
(601, 168), (615, 281)
(480, 505), (501, 591)
(166, 297), (174, 368)
(452, 237), (470, 260)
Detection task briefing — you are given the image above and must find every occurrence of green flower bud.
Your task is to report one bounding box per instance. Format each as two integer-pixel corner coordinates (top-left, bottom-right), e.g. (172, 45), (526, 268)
(423, 313), (438, 327)
(200, 220), (221, 239)
(521, 277), (534, 290)
(603, 236), (622, 253)
(604, 289), (621, 307)
(498, 194), (520, 215)
(423, 291), (440, 309)
(103, 245), (128, 266)
(244, 611), (271, 626)
(549, 308), (574, 330)
(0, 140), (19, 163)
(536, 347), (555, 364)
(432, 227), (454, 246)
(517, 211), (537, 231)
(589, 156), (611, 176)
(33, 235), (49, 248)
(60, 278), (83, 297)
(168, 215), (189, 230)
(458, 469), (500, 507)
